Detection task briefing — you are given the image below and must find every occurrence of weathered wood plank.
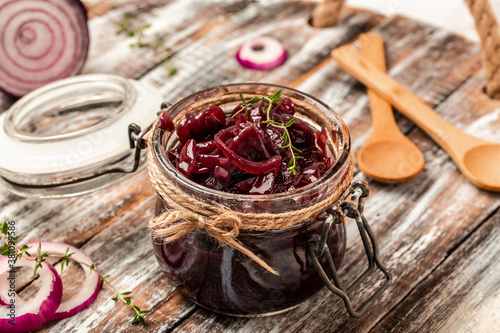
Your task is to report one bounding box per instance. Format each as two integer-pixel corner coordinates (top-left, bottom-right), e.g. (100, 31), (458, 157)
(370, 208), (500, 333)
(0, 170), (153, 246)
(83, 0), (256, 79)
(142, 5), (384, 101)
(85, 0), (173, 19)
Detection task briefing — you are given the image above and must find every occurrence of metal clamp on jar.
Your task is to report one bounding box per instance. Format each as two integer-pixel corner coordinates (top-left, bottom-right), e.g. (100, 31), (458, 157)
(308, 180), (392, 318)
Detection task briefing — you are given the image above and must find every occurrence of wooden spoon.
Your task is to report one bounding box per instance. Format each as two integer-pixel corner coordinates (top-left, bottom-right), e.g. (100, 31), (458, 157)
(357, 33), (424, 183)
(331, 43), (500, 191)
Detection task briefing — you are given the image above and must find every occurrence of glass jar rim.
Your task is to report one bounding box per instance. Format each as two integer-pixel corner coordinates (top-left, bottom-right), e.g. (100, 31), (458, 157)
(152, 83), (352, 202)
(3, 74), (136, 143)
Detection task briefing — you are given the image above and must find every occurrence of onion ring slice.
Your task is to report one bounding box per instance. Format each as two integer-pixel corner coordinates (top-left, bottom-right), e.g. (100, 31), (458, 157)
(236, 36), (287, 70)
(0, 0), (89, 97)
(25, 242), (101, 320)
(215, 131), (282, 174)
(0, 256), (63, 333)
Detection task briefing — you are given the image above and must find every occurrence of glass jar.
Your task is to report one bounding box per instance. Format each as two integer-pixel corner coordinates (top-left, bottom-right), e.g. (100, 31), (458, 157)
(0, 74), (161, 198)
(150, 83), (355, 316)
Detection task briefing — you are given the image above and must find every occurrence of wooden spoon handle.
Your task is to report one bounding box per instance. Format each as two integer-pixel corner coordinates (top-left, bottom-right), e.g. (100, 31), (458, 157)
(359, 33), (398, 132)
(331, 44), (472, 159)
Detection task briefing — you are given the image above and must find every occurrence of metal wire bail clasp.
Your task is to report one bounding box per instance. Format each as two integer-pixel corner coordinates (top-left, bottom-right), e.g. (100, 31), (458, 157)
(307, 180), (392, 318)
(81, 101), (173, 181)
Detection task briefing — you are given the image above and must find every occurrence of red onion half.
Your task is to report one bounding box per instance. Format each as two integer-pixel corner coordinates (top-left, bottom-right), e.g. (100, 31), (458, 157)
(0, 0), (89, 97)
(25, 242), (101, 320)
(236, 36), (287, 71)
(0, 257), (63, 333)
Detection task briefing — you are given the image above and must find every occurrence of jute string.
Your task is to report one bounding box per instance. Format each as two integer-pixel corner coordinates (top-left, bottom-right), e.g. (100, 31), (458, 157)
(147, 119), (355, 275)
(312, 0), (346, 28)
(464, 0), (500, 99)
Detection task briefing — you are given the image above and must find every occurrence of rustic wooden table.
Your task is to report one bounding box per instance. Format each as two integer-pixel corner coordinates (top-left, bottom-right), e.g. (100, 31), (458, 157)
(1, 1), (499, 332)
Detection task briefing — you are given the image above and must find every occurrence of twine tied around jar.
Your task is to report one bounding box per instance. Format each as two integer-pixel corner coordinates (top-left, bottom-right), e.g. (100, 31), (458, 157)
(146, 120), (355, 275)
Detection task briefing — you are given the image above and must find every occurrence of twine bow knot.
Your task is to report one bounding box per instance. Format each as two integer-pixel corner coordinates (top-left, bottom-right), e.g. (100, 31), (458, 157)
(150, 206), (278, 274)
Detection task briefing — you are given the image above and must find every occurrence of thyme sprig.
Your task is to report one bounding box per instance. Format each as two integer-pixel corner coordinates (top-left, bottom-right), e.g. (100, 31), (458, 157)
(235, 90), (303, 174)
(116, 13), (177, 76)
(0, 222), (149, 325)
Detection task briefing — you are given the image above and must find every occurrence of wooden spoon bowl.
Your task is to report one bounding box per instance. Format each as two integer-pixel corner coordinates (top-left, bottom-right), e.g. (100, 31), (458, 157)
(359, 140), (425, 183)
(357, 33), (424, 183)
(462, 143), (500, 191)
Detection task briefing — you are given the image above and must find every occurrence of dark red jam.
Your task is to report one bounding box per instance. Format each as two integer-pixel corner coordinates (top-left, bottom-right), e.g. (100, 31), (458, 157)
(164, 94), (335, 194)
(153, 200), (346, 316)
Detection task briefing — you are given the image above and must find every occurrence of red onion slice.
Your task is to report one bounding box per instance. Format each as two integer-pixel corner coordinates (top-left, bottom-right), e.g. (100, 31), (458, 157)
(25, 242), (101, 320)
(0, 256), (63, 333)
(214, 133), (282, 174)
(236, 36), (287, 70)
(0, 0), (89, 97)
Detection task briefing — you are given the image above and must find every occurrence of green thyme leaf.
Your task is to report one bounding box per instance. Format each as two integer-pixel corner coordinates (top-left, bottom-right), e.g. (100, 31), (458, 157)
(1, 222), (7, 235)
(168, 66), (177, 76)
(286, 118), (295, 128)
(117, 13), (176, 76)
(238, 91), (246, 104)
(100, 275), (109, 289)
(33, 261), (43, 276)
(1, 244), (9, 256)
(247, 97), (261, 104)
(270, 89), (281, 101)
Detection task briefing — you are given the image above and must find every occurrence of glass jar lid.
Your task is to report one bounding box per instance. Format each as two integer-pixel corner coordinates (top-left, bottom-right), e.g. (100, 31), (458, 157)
(0, 74), (162, 198)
